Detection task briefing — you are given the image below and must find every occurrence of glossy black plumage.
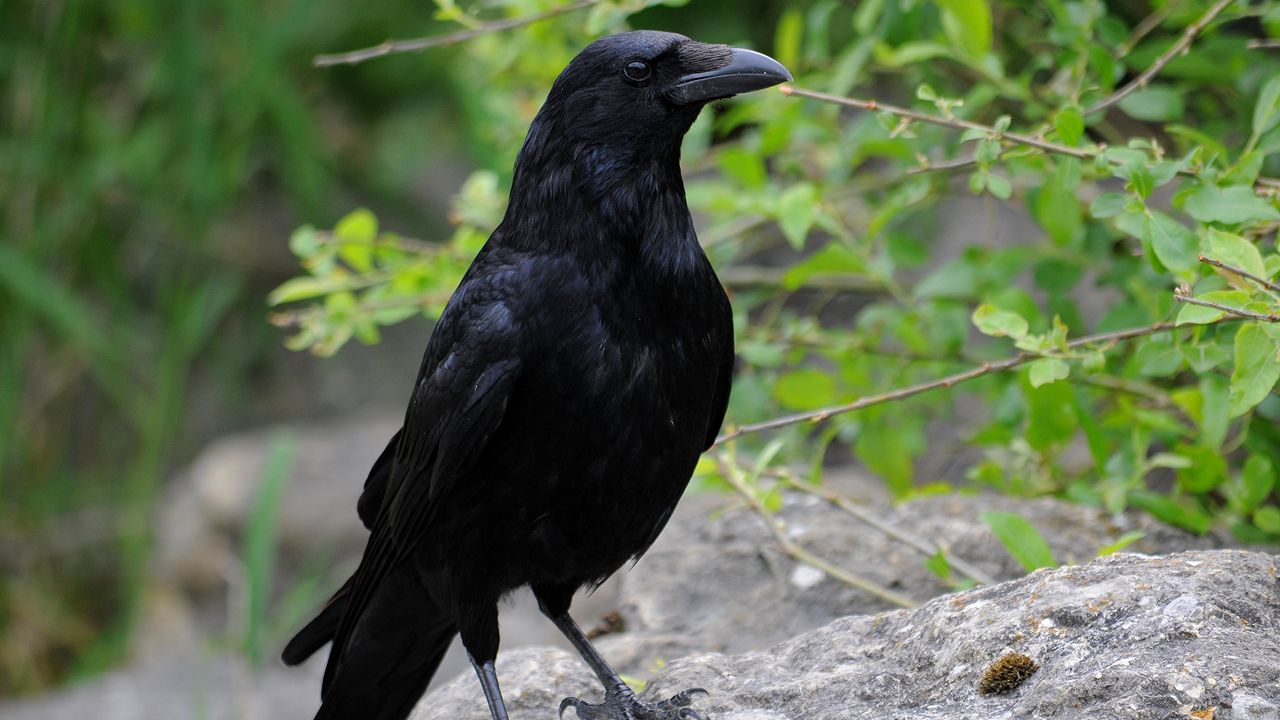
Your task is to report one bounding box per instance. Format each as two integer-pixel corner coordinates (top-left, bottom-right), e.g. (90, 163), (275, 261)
(284, 31), (790, 720)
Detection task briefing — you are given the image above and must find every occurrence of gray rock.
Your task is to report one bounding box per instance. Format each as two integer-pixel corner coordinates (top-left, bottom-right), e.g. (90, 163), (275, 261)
(415, 550), (1280, 720)
(608, 470), (1224, 671)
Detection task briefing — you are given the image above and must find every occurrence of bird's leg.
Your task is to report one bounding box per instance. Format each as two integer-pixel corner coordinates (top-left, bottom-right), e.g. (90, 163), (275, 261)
(462, 602), (510, 720)
(468, 651), (511, 720)
(535, 588), (708, 720)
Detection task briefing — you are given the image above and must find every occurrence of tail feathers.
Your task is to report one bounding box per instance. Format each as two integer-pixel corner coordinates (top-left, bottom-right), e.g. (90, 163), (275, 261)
(282, 575), (355, 666)
(308, 561), (457, 720)
(314, 621), (456, 720)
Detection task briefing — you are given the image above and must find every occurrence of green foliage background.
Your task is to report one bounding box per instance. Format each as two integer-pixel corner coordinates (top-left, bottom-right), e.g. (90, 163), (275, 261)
(6, 0), (1280, 699)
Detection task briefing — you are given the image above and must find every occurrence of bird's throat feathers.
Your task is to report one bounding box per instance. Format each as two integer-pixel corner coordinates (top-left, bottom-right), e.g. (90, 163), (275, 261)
(503, 106), (702, 272)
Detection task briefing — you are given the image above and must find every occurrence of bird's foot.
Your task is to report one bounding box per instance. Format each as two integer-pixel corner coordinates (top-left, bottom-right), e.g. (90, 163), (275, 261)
(559, 687), (709, 720)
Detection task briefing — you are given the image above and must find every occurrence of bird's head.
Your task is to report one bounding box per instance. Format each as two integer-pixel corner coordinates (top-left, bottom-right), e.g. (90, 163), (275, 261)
(517, 31), (791, 172)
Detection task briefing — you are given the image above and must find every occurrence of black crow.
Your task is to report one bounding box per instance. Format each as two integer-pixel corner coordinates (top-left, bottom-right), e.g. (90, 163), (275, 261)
(282, 31), (791, 720)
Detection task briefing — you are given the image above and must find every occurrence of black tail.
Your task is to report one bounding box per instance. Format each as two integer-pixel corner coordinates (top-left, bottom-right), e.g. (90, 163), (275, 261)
(281, 579), (350, 666)
(286, 556), (457, 720)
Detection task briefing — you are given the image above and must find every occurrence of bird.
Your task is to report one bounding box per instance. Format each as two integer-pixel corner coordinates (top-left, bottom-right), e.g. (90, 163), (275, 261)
(282, 30), (791, 720)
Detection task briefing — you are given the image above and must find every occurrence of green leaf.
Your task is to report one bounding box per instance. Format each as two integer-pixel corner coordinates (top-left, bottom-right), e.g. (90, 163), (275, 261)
(1135, 337), (1182, 377)
(334, 208), (377, 244)
(854, 421), (917, 496)
(718, 147), (767, 189)
(924, 551), (952, 581)
(936, 0), (993, 57)
(1200, 374), (1229, 450)
(268, 277), (337, 305)
(1176, 289), (1250, 326)
(1054, 105), (1084, 146)
(289, 226), (321, 257)
(774, 368), (837, 410)
(1025, 376), (1077, 451)
(1253, 506), (1280, 535)
(1141, 211), (1198, 272)
(777, 183), (819, 250)
(1034, 183), (1083, 246)
(783, 242), (866, 289)
(1028, 358), (1069, 387)
(972, 304), (1029, 339)
(980, 511), (1057, 571)
(1128, 491), (1213, 534)
(1097, 530), (1145, 557)
(1206, 228), (1268, 279)
(1089, 192), (1129, 218)
(1229, 324), (1280, 417)
(1184, 185), (1280, 225)
(985, 173), (1012, 199)
(1118, 86), (1184, 121)
(873, 41), (952, 67)
(1240, 455), (1276, 513)
(1252, 75), (1280, 138)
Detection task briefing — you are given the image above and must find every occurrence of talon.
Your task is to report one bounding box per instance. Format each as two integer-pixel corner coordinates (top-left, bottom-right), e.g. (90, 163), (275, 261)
(559, 697), (581, 719)
(675, 688), (709, 704)
(678, 709), (705, 720)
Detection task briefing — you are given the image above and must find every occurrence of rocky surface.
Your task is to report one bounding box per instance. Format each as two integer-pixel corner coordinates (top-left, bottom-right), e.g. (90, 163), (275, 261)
(601, 479), (1225, 673)
(1, 415), (1257, 719)
(415, 550), (1280, 720)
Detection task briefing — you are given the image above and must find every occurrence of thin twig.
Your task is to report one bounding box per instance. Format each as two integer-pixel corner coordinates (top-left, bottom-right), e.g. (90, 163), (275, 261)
(716, 456), (921, 608)
(1117, 4), (1174, 57)
(906, 155), (979, 175)
(1200, 256), (1280, 293)
(781, 472), (997, 587)
(269, 293), (452, 327)
(1247, 39), (1280, 50)
(780, 85), (1280, 191)
(718, 266), (880, 292)
(1085, 0), (1234, 115)
(313, 0), (602, 67)
(1173, 294), (1280, 322)
(780, 86), (1093, 161)
(715, 321), (1182, 446)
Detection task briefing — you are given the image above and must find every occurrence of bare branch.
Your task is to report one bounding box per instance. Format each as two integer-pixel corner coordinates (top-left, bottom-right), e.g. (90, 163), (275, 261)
(1085, 0), (1234, 115)
(313, 0), (601, 68)
(1200, 256), (1280, 294)
(1117, 5), (1173, 57)
(714, 320), (1182, 446)
(907, 154), (979, 175)
(1247, 39), (1280, 50)
(780, 472), (997, 587)
(718, 266), (880, 292)
(716, 456), (921, 609)
(1173, 294), (1280, 322)
(780, 86), (1092, 161)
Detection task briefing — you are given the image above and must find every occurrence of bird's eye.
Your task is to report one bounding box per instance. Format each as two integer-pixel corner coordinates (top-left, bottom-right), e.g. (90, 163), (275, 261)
(623, 60), (652, 84)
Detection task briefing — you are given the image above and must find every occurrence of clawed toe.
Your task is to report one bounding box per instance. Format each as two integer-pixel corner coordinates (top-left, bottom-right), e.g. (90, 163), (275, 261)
(558, 687), (710, 720)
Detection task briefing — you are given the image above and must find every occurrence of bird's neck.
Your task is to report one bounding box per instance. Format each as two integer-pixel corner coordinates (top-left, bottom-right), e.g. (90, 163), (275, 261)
(503, 128), (699, 267)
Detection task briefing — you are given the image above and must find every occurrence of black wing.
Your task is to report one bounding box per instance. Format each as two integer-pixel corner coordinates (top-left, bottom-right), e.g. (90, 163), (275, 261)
(322, 268), (524, 693)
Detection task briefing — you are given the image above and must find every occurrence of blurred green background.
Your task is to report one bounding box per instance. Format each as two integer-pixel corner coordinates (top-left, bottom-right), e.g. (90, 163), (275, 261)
(6, 0), (1280, 703)
(0, 0), (782, 694)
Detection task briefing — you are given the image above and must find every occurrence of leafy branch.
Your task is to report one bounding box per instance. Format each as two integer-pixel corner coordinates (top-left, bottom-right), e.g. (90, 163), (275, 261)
(1199, 256), (1280, 294)
(716, 320), (1197, 446)
(1084, 0), (1235, 115)
(778, 85), (1280, 191)
(1174, 292), (1280, 323)
(313, 0), (601, 67)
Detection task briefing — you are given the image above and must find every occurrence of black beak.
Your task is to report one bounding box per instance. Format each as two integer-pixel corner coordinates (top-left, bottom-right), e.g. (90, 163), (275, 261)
(667, 47), (792, 106)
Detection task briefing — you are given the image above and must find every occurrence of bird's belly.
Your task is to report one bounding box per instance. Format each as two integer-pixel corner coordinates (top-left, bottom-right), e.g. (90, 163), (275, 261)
(423, 339), (717, 595)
